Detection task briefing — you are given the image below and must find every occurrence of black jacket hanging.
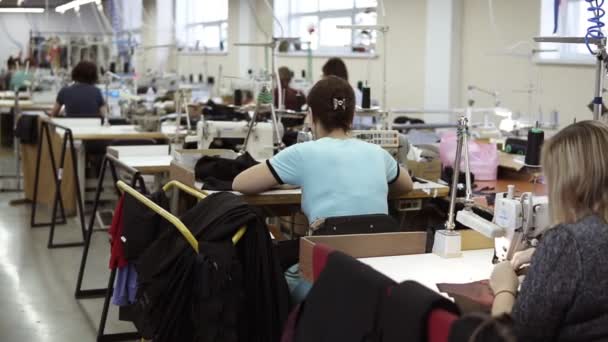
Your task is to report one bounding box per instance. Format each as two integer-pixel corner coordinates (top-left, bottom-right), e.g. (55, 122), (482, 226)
(133, 192), (289, 342)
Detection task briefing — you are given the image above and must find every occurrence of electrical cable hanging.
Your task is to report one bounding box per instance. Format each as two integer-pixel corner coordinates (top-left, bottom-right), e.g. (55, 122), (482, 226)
(585, 0), (606, 55)
(263, 0), (284, 37)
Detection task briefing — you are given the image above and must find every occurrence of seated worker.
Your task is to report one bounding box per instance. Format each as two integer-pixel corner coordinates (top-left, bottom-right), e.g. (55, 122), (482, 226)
(274, 66), (306, 112)
(50, 60), (106, 118)
(234, 75), (413, 227)
(322, 57), (362, 107)
(490, 120), (608, 341)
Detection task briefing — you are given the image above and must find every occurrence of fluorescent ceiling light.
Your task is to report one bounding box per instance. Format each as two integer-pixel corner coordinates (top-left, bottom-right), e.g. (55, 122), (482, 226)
(0, 8), (45, 13)
(55, 0), (101, 14)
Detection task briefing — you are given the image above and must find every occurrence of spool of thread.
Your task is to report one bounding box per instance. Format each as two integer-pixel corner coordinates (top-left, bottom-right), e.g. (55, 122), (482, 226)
(198, 73), (204, 83)
(525, 128), (544, 166)
(362, 87), (371, 109)
(357, 81), (363, 91)
(189, 74), (194, 83)
(234, 89), (243, 106)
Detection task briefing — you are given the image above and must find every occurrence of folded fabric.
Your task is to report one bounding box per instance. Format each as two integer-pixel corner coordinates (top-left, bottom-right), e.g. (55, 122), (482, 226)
(195, 152), (258, 191)
(437, 280), (494, 310)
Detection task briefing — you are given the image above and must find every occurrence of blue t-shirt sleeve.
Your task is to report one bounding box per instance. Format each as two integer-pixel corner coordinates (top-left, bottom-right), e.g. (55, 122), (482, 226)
(383, 149), (400, 184)
(267, 144), (303, 185)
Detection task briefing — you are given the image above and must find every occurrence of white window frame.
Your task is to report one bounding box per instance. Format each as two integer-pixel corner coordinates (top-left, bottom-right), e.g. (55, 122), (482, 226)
(276, 0), (378, 57)
(537, 0), (596, 65)
(175, 0), (229, 54)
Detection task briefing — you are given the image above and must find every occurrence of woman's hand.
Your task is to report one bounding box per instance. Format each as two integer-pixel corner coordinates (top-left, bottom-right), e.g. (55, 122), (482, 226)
(490, 261), (519, 294)
(511, 248), (535, 270)
(490, 261), (519, 316)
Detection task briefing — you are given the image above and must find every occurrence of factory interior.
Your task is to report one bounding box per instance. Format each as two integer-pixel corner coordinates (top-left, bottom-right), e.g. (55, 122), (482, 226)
(1, 0), (608, 341)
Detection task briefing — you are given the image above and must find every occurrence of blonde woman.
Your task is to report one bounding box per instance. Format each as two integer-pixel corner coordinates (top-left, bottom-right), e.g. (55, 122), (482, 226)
(490, 120), (608, 341)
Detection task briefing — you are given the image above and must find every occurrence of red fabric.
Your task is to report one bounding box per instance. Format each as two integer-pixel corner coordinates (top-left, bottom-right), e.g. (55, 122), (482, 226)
(280, 304), (301, 342)
(109, 195), (127, 269)
(428, 309), (458, 342)
(312, 243), (334, 281)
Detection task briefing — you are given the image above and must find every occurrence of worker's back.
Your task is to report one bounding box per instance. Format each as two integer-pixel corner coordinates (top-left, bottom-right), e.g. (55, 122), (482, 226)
(268, 137), (398, 223)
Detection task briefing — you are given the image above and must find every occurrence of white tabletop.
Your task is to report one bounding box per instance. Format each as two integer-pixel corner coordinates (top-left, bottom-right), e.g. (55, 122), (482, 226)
(107, 145), (172, 170)
(118, 155), (173, 169)
(359, 249), (495, 293)
(108, 145), (170, 157)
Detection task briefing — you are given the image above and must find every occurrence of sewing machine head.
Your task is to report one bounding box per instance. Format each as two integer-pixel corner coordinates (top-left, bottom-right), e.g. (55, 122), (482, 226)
(493, 190), (550, 262)
(455, 185), (551, 262)
(196, 120), (283, 160)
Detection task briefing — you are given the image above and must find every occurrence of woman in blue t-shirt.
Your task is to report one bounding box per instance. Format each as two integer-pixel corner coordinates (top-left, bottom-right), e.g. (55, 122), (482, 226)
(50, 60), (106, 118)
(233, 75), (412, 226)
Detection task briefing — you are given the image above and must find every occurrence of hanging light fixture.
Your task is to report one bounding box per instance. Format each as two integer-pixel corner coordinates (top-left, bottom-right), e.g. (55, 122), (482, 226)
(55, 0), (101, 14)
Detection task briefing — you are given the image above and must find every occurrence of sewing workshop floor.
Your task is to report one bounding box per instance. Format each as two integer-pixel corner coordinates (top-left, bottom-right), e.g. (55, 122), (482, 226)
(0, 165), (135, 340)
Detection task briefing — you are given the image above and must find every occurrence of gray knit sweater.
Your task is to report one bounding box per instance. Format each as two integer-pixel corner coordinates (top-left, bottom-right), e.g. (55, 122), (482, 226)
(512, 215), (608, 342)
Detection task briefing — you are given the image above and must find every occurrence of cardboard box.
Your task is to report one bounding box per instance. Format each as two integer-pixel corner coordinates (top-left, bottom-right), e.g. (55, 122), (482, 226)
(299, 229), (495, 282)
(406, 159), (442, 182)
(300, 232), (427, 282)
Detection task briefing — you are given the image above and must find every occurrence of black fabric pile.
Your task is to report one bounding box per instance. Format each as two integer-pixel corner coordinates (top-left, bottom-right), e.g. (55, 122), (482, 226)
(131, 192), (289, 342)
(14, 114), (38, 145)
(194, 152), (259, 191)
(203, 100), (250, 121)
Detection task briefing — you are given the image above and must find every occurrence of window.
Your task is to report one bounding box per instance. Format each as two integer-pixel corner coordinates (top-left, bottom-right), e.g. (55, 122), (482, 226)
(274, 0), (378, 54)
(110, 0), (143, 55)
(175, 0), (228, 52)
(538, 0), (597, 64)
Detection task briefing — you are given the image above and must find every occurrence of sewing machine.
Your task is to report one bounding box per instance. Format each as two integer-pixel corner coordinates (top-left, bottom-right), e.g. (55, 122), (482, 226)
(194, 120), (283, 160)
(456, 185), (551, 262)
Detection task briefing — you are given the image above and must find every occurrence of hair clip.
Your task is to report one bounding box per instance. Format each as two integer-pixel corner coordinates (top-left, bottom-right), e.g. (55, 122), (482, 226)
(333, 97), (346, 111)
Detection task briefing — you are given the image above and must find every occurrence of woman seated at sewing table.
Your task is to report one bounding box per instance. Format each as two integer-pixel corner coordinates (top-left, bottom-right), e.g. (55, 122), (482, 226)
(233, 75), (413, 226)
(49, 60), (106, 118)
(490, 120), (608, 341)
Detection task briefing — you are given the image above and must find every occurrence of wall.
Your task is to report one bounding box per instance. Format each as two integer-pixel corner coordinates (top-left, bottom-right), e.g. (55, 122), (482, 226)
(154, 0), (427, 110)
(461, 0), (595, 127)
(251, 0), (428, 110)
(0, 6), (108, 69)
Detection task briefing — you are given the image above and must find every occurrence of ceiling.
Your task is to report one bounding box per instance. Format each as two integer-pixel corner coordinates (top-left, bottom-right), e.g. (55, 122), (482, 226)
(0, 0), (72, 7)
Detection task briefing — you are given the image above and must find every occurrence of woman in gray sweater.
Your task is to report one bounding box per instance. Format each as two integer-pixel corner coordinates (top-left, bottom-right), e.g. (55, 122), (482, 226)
(491, 120), (608, 342)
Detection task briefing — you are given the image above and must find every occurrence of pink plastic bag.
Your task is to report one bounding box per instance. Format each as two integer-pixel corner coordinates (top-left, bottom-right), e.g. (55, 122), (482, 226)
(439, 132), (498, 180)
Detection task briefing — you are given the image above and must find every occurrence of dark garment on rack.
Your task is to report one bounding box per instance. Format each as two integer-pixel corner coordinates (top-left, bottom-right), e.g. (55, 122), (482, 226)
(379, 280), (460, 342)
(133, 192), (289, 342)
(14, 114), (38, 145)
(294, 251), (395, 342)
(195, 152), (259, 191)
(56, 83), (104, 117)
(121, 191), (170, 261)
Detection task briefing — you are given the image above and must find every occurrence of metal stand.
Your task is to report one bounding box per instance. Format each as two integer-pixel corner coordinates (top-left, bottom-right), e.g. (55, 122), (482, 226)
(74, 154), (145, 342)
(30, 120), (86, 249)
(1, 93), (24, 192)
(445, 116), (473, 231)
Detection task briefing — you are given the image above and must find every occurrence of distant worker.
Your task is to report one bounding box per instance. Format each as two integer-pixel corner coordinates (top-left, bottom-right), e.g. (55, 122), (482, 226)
(50, 60), (106, 118)
(322, 57), (362, 107)
(274, 66), (306, 111)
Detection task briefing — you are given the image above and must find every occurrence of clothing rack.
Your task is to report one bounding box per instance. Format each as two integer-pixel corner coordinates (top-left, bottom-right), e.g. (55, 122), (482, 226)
(30, 119), (86, 249)
(76, 153), (147, 300)
(84, 176), (246, 342)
